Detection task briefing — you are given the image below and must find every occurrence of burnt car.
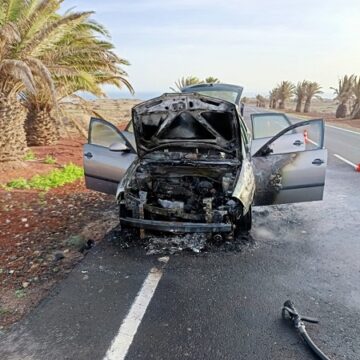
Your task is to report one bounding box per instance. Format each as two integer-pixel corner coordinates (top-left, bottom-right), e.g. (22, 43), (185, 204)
(83, 86), (327, 236)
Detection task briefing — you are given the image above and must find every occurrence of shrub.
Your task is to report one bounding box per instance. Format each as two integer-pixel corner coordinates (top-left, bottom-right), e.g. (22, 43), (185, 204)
(6, 164), (84, 191)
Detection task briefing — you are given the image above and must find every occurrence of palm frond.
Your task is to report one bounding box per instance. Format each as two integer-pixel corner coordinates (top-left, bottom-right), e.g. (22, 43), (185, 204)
(0, 59), (36, 94)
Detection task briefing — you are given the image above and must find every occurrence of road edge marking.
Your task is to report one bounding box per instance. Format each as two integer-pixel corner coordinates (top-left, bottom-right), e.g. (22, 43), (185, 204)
(103, 256), (169, 360)
(333, 154), (357, 169)
(326, 124), (360, 136)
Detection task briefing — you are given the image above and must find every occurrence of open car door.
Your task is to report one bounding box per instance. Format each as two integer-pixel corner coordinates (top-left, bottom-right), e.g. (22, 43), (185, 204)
(250, 112), (305, 155)
(251, 119), (327, 205)
(83, 118), (137, 195)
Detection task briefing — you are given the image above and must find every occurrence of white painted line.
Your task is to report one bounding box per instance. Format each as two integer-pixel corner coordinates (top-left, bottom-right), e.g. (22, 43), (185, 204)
(307, 138), (319, 146)
(103, 256), (169, 360)
(333, 154), (356, 168)
(326, 124), (360, 136)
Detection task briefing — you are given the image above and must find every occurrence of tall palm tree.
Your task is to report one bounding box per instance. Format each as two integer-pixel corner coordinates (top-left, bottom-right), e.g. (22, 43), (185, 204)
(303, 82), (322, 113)
(171, 76), (202, 91)
(23, 16), (133, 146)
(204, 76), (220, 84)
(277, 81), (295, 109)
(0, 0), (133, 160)
(331, 75), (355, 118)
(350, 76), (360, 119)
(294, 80), (308, 113)
(0, 0), (57, 162)
(269, 87), (279, 109)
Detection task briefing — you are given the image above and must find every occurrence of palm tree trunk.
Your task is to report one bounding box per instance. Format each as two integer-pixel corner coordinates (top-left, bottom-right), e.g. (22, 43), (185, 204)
(279, 100), (285, 109)
(295, 99), (302, 112)
(25, 108), (60, 146)
(0, 94), (27, 162)
(303, 98), (311, 113)
(335, 102), (347, 118)
(351, 101), (360, 119)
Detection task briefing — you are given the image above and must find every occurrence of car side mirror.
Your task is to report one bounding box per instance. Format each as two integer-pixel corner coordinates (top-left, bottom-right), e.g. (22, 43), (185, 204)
(109, 142), (130, 152)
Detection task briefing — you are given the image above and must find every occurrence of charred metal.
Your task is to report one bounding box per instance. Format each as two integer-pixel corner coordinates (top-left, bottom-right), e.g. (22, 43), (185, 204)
(115, 93), (254, 235)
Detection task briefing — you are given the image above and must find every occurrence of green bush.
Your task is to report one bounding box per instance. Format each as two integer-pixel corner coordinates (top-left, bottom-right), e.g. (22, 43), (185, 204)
(44, 155), (57, 164)
(23, 150), (37, 161)
(6, 164), (84, 191)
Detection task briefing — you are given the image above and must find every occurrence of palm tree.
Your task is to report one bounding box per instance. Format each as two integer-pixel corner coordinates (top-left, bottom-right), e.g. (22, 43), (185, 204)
(350, 76), (360, 119)
(204, 76), (220, 84)
(269, 88), (279, 109)
(171, 76), (202, 91)
(23, 16), (133, 146)
(277, 81), (295, 109)
(331, 75), (355, 118)
(0, 0), (133, 160)
(294, 80), (308, 112)
(0, 1), (57, 162)
(303, 82), (322, 113)
(255, 94), (266, 107)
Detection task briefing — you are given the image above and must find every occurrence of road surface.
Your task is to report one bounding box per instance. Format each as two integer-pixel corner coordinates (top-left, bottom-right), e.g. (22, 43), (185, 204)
(1, 106), (359, 360)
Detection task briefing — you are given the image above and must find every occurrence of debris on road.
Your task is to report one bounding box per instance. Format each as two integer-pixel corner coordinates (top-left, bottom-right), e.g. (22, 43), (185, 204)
(146, 234), (207, 255)
(282, 300), (331, 360)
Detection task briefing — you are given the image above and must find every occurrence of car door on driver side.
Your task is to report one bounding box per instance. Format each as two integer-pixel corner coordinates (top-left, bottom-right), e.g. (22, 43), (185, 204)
(251, 119), (327, 205)
(83, 118), (137, 195)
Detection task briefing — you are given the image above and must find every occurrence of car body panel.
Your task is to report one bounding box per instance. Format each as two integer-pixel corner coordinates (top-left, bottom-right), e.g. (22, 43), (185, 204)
(84, 118), (137, 195)
(131, 93), (242, 158)
(232, 158), (255, 213)
(252, 119), (327, 205)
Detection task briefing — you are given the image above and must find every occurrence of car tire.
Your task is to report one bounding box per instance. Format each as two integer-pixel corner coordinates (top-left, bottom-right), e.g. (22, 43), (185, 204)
(237, 206), (252, 233)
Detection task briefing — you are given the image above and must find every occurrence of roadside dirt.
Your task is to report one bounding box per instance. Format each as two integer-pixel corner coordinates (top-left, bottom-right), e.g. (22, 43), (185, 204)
(0, 101), (138, 330)
(0, 182), (117, 329)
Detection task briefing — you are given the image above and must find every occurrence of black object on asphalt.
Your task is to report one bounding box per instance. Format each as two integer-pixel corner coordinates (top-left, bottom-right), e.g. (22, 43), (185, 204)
(282, 300), (331, 360)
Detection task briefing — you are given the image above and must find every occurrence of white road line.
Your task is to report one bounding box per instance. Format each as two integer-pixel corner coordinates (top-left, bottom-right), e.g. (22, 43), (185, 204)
(326, 124), (360, 136)
(103, 257), (169, 360)
(333, 154), (357, 168)
(307, 138), (319, 146)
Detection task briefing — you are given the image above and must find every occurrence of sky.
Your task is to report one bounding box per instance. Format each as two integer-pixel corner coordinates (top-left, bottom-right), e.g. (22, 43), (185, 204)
(62, 0), (360, 98)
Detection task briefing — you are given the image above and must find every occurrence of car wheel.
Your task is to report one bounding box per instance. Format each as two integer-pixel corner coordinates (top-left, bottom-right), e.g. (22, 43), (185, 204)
(237, 206), (252, 233)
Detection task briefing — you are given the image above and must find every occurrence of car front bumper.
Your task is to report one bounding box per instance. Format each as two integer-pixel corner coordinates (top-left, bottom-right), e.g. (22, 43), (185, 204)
(120, 217), (232, 233)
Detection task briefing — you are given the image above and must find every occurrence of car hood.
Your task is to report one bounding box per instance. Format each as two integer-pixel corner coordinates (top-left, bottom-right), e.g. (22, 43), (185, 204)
(131, 93), (241, 158)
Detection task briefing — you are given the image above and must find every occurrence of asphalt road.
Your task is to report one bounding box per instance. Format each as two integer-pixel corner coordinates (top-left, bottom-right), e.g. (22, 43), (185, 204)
(1, 107), (360, 360)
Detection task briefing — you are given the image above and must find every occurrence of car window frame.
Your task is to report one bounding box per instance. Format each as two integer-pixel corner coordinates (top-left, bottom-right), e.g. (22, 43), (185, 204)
(251, 113), (292, 140)
(89, 117), (136, 153)
(252, 119), (324, 157)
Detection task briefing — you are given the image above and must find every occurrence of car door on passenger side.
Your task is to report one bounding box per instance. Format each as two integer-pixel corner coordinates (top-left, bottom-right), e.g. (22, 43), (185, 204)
(83, 118), (137, 195)
(251, 119), (327, 205)
(250, 113), (304, 155)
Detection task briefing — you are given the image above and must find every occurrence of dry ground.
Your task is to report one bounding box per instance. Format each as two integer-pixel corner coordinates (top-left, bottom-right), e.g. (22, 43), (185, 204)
(0, 99), (139, 329)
